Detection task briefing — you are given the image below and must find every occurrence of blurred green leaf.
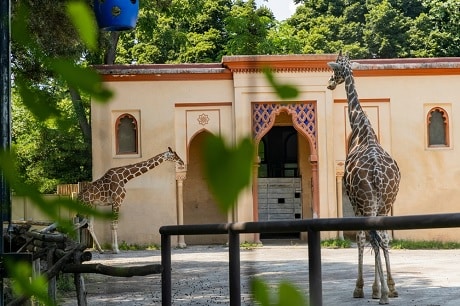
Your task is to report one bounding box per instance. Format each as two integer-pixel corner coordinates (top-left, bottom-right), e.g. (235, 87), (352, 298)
(15, 76), (61, 121)
(263, 68), (299, 100)
(48, 59), (113, 102)
(201, 134), (254, 213)
(66, 1), (98, 52)
(251, 277), (271, 306)
(277, 281), (308, 306)
(8, 261), (54, 306)
(251, 277), (309, 306)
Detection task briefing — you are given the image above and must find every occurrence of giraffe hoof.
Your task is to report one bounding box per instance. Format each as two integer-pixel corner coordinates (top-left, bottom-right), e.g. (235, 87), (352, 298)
(353, 288), (364, 298)
(389, 290), (398, 298)
(379, 297), (389, 305)
(372, 291), (381, 299)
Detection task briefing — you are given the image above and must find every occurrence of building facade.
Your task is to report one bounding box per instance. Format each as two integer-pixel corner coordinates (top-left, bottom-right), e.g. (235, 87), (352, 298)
(91, 55), (460, 246)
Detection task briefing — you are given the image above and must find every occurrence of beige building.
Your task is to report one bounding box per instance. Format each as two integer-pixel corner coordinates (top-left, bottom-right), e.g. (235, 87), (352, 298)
(90, 55), (460, 246)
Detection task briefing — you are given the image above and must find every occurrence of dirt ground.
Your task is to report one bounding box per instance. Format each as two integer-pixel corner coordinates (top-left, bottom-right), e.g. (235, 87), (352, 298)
(60, 240), (460, 305)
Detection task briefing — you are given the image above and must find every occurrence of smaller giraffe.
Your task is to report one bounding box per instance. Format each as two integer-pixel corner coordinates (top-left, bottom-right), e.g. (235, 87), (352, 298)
(327, 52), (401, 304)
(78, 147), (184, 253)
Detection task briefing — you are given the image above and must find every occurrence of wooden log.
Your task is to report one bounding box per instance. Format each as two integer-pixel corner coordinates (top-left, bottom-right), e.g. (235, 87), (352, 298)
(62, 263), (163, 277)
(8, 245), (83, 306)
(54, 248), (92, 262)
(11, 220), (53, 226)
(25, 231), (67, 243)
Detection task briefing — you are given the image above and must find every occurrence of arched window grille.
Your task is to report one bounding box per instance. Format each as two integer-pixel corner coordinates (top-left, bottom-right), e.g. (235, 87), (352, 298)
(427, 107), (449, 147)
(116, 114), (138, 154)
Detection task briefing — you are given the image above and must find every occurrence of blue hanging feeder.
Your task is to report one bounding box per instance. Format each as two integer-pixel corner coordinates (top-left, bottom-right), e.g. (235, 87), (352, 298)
(93, 0), (139, 31)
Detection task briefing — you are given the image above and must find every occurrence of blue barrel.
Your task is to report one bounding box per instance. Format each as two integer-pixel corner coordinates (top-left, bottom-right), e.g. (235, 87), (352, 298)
(93, 0), (139, 31)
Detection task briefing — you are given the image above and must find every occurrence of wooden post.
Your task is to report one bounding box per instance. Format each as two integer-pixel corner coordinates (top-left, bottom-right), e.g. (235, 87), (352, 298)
(73, 250), (87, 306)
(47, 248), (57, 303)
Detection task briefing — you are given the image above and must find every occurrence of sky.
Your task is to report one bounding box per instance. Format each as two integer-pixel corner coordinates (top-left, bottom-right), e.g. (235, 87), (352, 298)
(255, 0), (299, 21)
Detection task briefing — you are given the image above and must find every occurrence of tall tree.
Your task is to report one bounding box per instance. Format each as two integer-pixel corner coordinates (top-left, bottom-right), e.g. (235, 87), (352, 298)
(224, 0), (276, 55)
(289, 0), (460, 58)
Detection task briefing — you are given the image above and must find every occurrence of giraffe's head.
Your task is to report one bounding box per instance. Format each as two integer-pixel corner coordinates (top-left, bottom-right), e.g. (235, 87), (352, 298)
(165, 147), (185, 168)
(327, 51), (352, 90)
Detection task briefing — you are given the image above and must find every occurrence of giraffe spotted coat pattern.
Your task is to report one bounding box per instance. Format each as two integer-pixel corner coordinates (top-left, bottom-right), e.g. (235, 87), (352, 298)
(327, 52), (401, 304)
(78, 147), (184, 253)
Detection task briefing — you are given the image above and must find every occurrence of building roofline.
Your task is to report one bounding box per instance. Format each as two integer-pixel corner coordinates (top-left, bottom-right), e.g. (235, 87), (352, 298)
(95, 55), (460, 81)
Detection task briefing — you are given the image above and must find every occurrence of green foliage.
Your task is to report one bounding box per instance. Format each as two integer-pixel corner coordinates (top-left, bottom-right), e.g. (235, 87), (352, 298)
(56, 274), (75, 292)
(12, 92), (92, 193)
(391, 239), (460, 249)
(118, 240), (160, 251)
(66, 1), (98, 52)
(321, 238), (352, 248)
(7, 262), (54, 306)
(117, 0), (233, 64)
(201, 134), (255, 213)
(251, 277), (308, 306)
(224, 0), (276, 55)
(240, 241), (263, 250)
(288, 0), (460, 58)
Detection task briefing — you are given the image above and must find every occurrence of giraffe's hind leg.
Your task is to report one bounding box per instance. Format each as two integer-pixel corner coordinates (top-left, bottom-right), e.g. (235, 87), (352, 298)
(353, 231), (366, 298)
(382, 230), (398, 298)
(370, 230), (389, 304)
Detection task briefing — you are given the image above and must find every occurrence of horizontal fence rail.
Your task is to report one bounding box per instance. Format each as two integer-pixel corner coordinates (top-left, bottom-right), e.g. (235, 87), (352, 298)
(159, 213), (460, 306)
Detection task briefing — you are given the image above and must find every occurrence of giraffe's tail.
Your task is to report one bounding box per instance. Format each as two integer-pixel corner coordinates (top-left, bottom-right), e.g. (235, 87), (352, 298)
(369, 230), (385, 249)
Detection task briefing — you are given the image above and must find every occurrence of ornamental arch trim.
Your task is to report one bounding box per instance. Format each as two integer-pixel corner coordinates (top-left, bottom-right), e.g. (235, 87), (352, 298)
(252, 102), (318, 157)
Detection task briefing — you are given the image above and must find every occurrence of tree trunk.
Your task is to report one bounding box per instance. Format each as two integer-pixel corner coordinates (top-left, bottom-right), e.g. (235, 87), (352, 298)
(69, 31), (120, 151)
(69, 88), (92, 148)
(104, 32), (120, 65)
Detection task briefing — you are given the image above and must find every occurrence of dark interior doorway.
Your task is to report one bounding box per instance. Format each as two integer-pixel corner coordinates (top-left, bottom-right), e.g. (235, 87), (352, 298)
(258, 126), (301, 239)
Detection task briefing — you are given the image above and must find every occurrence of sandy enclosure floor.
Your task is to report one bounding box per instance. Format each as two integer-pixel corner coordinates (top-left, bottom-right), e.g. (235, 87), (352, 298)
(60, 241), (460, 305)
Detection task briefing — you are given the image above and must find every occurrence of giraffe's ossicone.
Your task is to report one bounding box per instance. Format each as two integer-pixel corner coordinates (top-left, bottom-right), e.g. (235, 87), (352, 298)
(328, 52), (401, 305)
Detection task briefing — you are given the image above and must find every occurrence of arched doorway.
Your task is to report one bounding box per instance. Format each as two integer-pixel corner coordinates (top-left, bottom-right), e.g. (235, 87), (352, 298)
(252, 102), (319, 240)
(256, 112), (313, 239)
(183, 130), (227, 244)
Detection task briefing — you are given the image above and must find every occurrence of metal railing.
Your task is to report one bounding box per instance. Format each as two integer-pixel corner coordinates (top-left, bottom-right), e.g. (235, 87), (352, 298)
(159, 213), (460, 306)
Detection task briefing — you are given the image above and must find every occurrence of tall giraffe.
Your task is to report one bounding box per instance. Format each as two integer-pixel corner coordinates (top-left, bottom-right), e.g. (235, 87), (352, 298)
(77, 147), (184, 253)
(327, 52), (401, 304)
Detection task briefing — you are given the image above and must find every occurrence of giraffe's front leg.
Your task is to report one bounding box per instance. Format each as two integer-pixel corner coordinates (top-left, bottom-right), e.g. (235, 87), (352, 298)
(87, 216), (104, 253)
(111, 220), (120, 254)
(354, 231), (365, 298)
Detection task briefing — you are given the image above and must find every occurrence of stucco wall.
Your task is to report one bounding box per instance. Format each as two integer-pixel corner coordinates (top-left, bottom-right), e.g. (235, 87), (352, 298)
(91, 79), (234, 246)
(90, 57), (460, 246)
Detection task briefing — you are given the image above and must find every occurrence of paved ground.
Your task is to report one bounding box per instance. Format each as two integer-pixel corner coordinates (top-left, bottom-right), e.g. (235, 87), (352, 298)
(60, 240), (460, 305)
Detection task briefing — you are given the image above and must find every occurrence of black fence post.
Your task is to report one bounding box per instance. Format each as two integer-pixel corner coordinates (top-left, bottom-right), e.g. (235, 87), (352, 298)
(308, 229), (322, 306)
(161, 234), (171, 306)
(0, 1), (12, 305)
(228, 229), (241, 306)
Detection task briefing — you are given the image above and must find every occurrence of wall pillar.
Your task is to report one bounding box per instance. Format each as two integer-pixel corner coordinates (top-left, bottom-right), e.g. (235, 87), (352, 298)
(252, 158), (261, 243)
(175, 170), (187, 248)
(335, 161), (345, 239)
(310, 158), (320, 218)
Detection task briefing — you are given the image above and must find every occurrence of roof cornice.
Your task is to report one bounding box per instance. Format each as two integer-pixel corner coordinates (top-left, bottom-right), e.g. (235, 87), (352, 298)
(94, 56), (460, 81)
(222, 54), (337, 73)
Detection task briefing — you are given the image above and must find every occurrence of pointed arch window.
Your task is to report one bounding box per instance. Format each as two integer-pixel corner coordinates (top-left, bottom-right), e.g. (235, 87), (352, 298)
(427, 107), (449, 147)
(116, 114), (138, 154)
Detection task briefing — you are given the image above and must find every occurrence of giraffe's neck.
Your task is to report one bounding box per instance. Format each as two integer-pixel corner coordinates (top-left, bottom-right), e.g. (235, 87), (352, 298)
(117, 151), (171, 184)
(344, 71), (379, 150)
